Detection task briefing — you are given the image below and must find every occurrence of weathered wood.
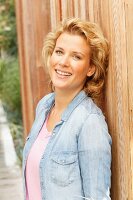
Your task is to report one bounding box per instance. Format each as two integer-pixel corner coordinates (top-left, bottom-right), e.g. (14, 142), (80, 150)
(15, 0), (133, 199)
(125, 1), (133, 199)
(15, 0), (51, 136)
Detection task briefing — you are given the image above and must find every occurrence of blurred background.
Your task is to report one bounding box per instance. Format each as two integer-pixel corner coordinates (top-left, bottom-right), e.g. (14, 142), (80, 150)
(0, 0), (133, 200)
(0, 0), (23, 167)
(0, 0), (23, 199)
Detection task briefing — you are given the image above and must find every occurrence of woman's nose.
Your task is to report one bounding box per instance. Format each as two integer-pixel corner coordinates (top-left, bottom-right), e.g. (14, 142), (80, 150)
(59, 55), (69, 67)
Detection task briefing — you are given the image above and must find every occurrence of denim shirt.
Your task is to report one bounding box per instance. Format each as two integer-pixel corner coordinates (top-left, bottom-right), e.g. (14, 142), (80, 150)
(23, 90), (112, 200)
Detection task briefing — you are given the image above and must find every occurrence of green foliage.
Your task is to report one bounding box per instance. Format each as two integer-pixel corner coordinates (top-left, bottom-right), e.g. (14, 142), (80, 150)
(0, 58), (21, 121)
(0, 59), (6, 91)
(0, 0), (17, 55)
(0, 57), (24, 165)
(0, 0), (23, 165)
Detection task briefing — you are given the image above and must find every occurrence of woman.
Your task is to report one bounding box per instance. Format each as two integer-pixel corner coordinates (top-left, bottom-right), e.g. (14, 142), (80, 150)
(23, 18), (112, 200)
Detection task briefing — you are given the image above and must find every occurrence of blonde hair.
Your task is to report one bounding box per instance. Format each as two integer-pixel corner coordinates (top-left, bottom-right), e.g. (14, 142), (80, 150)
(42, 18), (109, 104)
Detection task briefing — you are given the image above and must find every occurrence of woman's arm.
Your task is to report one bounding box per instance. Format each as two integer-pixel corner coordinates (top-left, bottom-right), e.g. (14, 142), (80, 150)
(78, 113), (112, 200)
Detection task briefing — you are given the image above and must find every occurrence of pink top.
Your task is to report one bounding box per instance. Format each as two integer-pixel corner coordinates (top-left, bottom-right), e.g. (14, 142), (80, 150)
(26, 117), (51, 200)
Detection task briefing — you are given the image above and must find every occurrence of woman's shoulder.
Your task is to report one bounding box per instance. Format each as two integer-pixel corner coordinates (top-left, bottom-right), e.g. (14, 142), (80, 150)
(78, 98), (112, 144)
(79, 96), (103, 116)
(71, 96), (106, 128)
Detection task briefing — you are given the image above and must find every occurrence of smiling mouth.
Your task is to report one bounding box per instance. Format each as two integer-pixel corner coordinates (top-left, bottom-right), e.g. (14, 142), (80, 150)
(55, 69), (72, 76)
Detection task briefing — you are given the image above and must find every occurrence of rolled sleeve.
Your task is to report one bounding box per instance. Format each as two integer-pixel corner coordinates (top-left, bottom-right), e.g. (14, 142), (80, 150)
(78, 113), (112, 200)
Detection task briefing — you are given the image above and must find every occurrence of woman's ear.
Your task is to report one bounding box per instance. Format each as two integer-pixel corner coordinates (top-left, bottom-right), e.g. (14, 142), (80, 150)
(87, 65), (96, 77)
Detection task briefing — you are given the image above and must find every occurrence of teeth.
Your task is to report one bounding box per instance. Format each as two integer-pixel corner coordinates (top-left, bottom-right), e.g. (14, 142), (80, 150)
(56, 70), (72, 76)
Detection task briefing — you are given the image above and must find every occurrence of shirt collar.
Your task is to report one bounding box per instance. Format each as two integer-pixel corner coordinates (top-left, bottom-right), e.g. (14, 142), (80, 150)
(61, 90), (87, 121)
(43, 90), (88, 121)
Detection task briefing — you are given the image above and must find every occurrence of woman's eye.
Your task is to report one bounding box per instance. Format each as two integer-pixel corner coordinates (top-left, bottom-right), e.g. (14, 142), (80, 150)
(73, 55), (81, 60)
(55, 50), (63, 55)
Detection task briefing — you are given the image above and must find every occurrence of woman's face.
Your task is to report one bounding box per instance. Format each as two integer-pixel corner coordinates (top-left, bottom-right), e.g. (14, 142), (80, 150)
(49, 32), (95, 93)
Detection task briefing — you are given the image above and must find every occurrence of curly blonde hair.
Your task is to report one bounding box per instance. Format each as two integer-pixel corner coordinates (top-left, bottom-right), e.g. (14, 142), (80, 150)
(42, 18), (109, 104)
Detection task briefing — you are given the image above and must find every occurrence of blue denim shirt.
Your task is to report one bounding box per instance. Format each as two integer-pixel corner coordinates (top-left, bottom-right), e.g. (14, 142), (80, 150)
(23, 90), (112, 200)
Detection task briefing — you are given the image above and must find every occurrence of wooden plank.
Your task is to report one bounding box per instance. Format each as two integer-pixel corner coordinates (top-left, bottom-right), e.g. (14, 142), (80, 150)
(50, 0), (61, 29)
(15, 0), (34, 136)
(15, 0), (51, 136)
(105, 0), (131, 199)
(125, 0), (133, 199)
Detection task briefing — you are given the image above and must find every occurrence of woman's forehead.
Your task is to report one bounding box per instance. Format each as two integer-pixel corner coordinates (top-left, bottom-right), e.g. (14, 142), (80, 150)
(55, 33), (90, 54)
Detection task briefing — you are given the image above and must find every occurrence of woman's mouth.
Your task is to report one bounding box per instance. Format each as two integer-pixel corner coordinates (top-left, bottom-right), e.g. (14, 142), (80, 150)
(55, 69), (72, 77)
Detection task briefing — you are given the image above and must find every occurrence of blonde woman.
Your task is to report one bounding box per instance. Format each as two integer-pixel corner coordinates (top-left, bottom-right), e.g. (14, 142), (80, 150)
(23, 18), (112, 200)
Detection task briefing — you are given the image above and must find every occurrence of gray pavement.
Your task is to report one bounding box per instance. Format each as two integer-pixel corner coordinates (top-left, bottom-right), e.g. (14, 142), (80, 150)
(0, 101), (24, 200)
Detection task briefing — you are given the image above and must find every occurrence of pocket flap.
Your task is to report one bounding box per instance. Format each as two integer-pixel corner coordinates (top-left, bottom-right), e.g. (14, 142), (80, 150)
(51, 153), (77, 165)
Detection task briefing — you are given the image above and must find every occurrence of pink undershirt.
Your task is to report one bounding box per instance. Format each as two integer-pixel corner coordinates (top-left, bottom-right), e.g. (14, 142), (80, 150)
(26, 116), (51, 200)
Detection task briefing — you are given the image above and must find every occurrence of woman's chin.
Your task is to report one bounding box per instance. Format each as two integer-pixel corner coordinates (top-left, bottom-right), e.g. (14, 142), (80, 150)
(52, 80), (69, 90)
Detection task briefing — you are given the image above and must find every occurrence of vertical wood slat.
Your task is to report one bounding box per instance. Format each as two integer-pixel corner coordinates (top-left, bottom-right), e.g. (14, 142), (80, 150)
(61, 0), (74, 19)
(125, 1), (133, 198)
(50, 0), (61, 30)
(15, 0), (51, 136)
(15, 0), (133, 199)
(31, 0), (51, 103)
(15, 0), (34, 136)
(110, 0), (129, 199)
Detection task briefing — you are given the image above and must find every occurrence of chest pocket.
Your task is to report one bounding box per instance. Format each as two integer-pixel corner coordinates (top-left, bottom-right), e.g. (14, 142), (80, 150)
(50, 153), (78, 187)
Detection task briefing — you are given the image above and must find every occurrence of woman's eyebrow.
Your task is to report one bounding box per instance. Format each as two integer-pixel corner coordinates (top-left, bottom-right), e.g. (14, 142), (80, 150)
(72, 51), (86, 56)
(55, 47), (64, 50)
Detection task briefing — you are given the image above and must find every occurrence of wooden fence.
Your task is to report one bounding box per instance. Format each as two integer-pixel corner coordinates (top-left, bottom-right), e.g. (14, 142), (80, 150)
(15, 0), (133, 199)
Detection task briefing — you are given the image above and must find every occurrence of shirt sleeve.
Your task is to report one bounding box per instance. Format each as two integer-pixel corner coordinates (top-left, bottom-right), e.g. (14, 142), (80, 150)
(78, 113), (112, 200)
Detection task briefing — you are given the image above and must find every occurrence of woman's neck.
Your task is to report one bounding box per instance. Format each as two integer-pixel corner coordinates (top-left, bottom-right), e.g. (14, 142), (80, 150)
(54, 89), (82, 112)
